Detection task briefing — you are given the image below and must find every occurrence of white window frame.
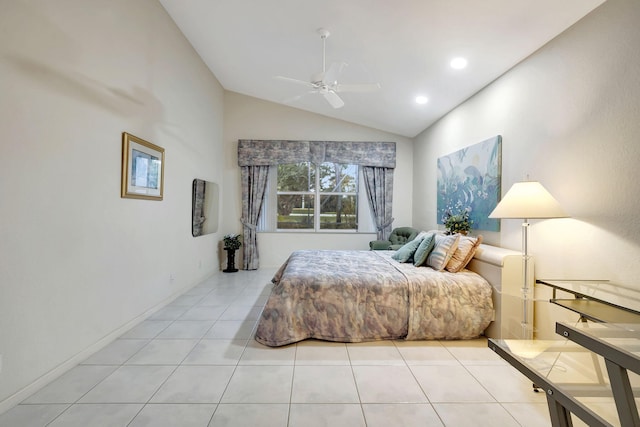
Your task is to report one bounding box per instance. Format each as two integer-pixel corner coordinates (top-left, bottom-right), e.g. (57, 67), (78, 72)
(258, 164), (375, 233)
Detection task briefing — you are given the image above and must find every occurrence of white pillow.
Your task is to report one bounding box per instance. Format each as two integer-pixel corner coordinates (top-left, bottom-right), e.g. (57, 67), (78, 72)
(426, 234), (460, 271)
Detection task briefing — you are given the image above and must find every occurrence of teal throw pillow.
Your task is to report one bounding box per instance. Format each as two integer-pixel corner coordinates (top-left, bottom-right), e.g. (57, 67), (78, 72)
(413, 233), (436, 266)
(391, 237), (423, 263)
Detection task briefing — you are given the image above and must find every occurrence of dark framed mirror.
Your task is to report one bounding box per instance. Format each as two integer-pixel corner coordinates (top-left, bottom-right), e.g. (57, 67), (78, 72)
(192, 179), (219, 237)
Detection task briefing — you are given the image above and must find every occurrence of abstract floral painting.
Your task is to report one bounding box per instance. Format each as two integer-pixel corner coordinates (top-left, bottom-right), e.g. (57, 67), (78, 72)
(437, 136), (502, 232)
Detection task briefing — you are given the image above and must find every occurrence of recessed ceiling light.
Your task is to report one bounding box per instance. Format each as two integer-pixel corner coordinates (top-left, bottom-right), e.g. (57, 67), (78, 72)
(415, 95), (428, 105)
(450, 57), (468, 70)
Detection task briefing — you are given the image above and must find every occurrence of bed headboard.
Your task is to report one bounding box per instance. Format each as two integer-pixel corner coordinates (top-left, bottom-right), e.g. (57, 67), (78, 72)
(466, 244), (534, 339)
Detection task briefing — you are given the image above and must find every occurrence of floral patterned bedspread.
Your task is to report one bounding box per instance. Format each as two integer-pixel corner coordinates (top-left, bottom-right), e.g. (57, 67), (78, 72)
(255, 250), (493, 346)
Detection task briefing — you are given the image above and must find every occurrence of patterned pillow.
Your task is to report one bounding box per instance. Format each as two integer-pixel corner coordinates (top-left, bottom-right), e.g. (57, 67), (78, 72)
(446, 235), (483, 273)
(391, 236), (423, 263)
(413, 232), (436, 267)
(426, 234), (460, 271)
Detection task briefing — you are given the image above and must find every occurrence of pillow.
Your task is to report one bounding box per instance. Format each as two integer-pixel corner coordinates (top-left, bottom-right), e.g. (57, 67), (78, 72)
(413, 230), (430, 241)
(413, 232), (436, 267)
(426, 234), (460, 271)
(391, 236), (423, 263)
(446, 235), (483, 273)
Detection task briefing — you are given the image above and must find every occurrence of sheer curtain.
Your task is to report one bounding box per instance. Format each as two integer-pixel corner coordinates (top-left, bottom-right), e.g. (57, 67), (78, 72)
(363, 166), (394, 241)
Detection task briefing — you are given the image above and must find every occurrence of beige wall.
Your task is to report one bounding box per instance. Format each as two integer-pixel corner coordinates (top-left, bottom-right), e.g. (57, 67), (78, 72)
(0, 0), (225, 409)
(223, 92), (414, 267)
(412, 0), (640, 285)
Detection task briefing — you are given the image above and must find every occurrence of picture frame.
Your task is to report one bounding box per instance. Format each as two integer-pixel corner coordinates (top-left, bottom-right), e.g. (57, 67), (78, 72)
(436, 135), (502, 231)
(121, 132), (165, 200)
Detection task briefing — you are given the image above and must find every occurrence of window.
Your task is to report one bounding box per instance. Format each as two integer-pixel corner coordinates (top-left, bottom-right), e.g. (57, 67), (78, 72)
(259, 162), (373, 232)
(276, 162), (316, 230)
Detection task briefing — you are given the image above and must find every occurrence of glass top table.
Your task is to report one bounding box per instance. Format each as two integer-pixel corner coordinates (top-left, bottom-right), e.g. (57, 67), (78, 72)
(489, 321), (640, 427)
(536, 280), (640, 323)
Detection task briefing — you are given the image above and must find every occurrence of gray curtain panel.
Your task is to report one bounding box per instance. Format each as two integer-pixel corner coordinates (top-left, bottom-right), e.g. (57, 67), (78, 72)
(363, 166), (395, 241)
(240, 165), (270, 270)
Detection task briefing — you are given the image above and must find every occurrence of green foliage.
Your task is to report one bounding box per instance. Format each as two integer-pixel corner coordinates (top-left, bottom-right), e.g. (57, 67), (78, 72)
(223, 233), (242, 250)
(277, 162), (357, 192)
(443, 208), (472, 235)
(277, 163), (314, 191)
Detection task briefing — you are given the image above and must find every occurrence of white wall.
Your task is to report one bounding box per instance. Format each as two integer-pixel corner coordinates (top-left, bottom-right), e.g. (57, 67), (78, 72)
(223, 92), (414, 267)
(0, 0), (225, 408)
(413, 0), (640, 285)
(7, 0), (637, 411)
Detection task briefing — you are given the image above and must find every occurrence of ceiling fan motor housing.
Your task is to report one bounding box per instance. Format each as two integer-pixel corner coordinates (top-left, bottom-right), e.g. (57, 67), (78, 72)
(317, 28), (330, 39)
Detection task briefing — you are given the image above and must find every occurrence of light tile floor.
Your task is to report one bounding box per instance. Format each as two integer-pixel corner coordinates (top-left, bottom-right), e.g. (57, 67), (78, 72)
(0, 269), (561, 427)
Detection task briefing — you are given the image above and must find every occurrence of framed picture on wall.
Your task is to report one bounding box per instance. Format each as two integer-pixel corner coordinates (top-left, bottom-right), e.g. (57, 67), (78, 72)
(121, 132), (165, 200)
(436, 135), (502, 231)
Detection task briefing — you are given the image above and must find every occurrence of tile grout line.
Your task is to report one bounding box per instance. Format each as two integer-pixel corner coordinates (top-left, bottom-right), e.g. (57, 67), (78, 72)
(201, 277), (267, 423)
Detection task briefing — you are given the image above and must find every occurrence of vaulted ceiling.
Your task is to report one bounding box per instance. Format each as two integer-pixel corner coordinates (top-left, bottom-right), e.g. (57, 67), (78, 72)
(160, 0), (605, 138)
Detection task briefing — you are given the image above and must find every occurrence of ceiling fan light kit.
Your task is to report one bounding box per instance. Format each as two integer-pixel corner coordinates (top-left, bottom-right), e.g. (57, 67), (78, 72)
(275, 27), (380, 109)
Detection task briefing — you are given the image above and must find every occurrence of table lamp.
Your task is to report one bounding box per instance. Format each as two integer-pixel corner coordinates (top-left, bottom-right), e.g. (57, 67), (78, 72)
(489, 181), (568, 339)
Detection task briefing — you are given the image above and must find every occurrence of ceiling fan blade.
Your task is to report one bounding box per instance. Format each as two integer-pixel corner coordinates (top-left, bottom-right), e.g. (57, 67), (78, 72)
(323, 90), (344, 109)
(335, 82), (381, 93)
(275, 76), (313, 87)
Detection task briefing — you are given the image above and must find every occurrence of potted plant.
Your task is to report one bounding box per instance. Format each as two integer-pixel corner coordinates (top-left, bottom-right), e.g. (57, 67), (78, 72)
(443, 208), (473, 235)
(223, 233), (241, 272)
(223, 233), (242, 251)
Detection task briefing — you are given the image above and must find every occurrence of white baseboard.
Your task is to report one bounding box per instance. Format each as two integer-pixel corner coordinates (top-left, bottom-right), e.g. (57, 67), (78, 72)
(0, 270), (217, 415)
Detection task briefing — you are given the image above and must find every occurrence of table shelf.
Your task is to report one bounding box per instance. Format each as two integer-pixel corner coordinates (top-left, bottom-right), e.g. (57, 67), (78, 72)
(551, 299), (640, 323)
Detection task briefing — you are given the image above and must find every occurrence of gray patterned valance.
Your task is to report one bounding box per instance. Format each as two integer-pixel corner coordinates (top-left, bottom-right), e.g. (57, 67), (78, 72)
(238, 140), (396, 168)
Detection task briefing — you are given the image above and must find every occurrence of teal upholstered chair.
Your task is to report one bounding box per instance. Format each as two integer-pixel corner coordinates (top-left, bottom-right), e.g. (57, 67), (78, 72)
(369, 227), (420, 250)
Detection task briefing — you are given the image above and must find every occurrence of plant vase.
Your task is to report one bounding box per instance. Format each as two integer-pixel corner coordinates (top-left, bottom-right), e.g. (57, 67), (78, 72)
(223, 248), (238, 273)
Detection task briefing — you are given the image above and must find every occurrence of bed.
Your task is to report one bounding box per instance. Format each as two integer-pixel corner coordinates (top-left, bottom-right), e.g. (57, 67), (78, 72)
(255, 242), (517, 347)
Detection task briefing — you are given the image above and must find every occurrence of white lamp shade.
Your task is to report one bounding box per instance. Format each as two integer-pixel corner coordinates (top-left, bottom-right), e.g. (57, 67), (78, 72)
(489, 181), (568, 219)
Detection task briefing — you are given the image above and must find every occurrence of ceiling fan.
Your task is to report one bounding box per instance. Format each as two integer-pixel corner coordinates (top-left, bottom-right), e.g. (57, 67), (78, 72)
(276, 28), (380, 109)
